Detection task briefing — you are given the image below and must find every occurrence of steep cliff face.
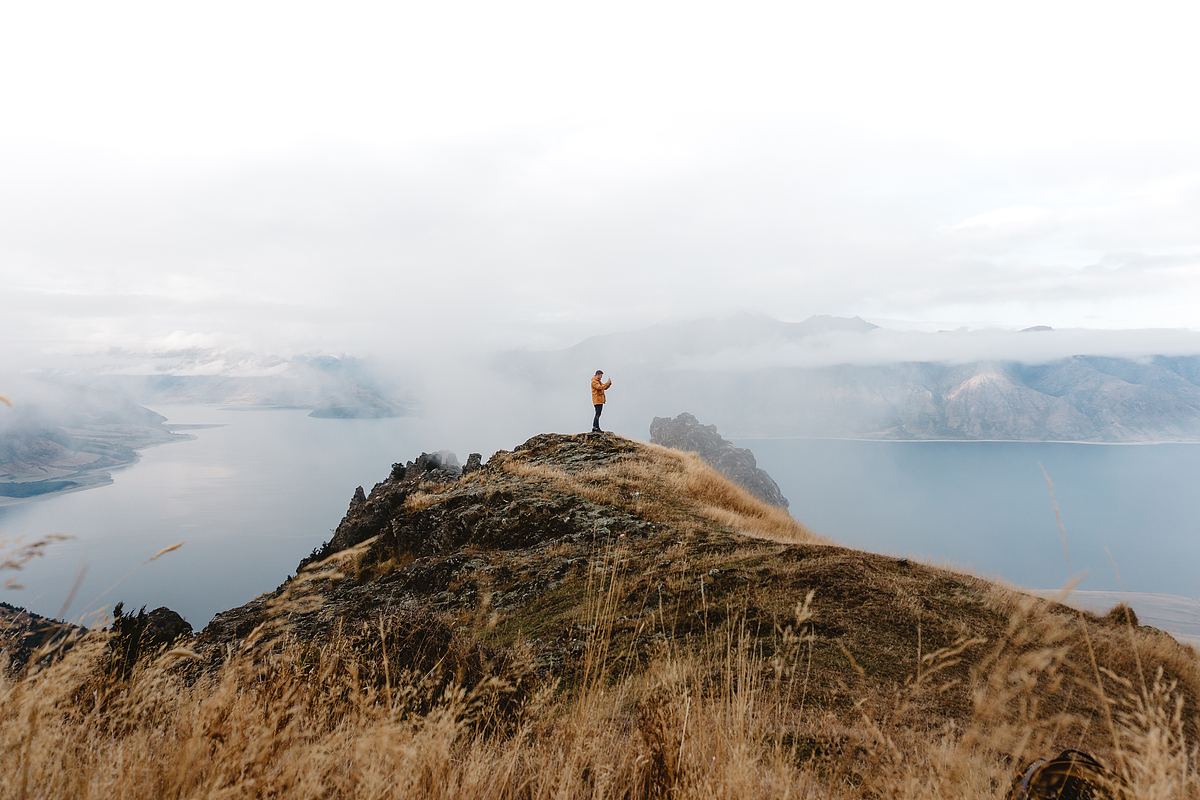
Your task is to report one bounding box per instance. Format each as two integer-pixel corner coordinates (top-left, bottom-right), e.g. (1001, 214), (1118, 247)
(648, 412), (789, 507)
(191, 432), (1197, 743)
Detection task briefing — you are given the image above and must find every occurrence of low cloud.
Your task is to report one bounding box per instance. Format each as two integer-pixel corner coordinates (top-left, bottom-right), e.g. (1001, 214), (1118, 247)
(673, 327), (1200, 372)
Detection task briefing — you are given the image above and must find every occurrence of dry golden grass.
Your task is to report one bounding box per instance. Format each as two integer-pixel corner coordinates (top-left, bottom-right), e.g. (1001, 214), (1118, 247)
(4, 436), (1198, 798)
(404, 490), (443, 512)
(2, 542), (1198, 800)
(502, 443), (819, 545)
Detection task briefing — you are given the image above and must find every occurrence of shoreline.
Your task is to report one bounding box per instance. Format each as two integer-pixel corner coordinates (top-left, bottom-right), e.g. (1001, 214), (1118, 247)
(1028, 588), (1200, 647)
(732, 434), (1200, 446)
(0, 431), (194, 508)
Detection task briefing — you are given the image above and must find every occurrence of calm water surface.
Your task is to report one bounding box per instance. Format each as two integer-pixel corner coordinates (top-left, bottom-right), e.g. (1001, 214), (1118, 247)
(743, 438), (1200, 599)
(3, 409), (1198, 631)
(0, 406), (442, 627)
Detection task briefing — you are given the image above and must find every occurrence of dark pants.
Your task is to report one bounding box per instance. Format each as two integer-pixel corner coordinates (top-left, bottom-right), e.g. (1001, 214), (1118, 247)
(592, 404), (603, 431)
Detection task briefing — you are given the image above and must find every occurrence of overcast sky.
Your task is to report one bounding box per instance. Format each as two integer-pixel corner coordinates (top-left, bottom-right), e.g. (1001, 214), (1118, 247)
(3, 0), (1199, 365)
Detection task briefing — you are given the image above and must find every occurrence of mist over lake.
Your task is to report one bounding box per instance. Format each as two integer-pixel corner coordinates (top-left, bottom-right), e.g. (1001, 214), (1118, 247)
(2, 405), (1198, 630)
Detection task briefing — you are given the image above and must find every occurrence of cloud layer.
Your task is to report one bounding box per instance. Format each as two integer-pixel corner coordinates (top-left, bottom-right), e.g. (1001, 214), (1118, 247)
(2, 0), (1199, 365)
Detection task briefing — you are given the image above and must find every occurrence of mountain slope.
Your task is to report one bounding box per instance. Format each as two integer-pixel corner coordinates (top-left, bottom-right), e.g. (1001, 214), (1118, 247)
(195, 432), (1198, 742)
(4, 431), (1199, 797)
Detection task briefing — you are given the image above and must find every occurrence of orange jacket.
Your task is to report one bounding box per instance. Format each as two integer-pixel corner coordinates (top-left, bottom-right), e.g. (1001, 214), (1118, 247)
(591, 375), (612, 404)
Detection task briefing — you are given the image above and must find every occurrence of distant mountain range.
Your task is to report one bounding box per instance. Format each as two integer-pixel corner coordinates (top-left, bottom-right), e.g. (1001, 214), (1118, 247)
(510, 314), (1200, 441)
(98, 355), (410, 419)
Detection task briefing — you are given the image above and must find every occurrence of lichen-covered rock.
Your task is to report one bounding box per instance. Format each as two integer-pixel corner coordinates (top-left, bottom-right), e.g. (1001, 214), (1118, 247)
(649, 412), (789, 507)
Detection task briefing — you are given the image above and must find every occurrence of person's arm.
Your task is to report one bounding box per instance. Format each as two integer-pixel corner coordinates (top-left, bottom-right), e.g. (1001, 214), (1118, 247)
(604, 379), (612, 389)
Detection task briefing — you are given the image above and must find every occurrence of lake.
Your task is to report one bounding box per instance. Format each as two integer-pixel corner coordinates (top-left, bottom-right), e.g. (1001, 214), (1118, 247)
(2, 409), (1198, 641)
(0, 406), (449, 629)
(743, 437), (1200, 598)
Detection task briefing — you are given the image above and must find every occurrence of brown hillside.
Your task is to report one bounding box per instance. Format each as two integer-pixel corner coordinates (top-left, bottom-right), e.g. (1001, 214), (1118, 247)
(3, 432), (1198, 798)
(199, 432), (1198, 744)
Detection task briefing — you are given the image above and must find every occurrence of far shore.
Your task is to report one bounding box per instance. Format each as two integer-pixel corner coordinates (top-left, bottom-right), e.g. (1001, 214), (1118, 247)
(732, 434), (1200, 446)
(0, 431), (195, 508)
(1029, 588), (1200, 647)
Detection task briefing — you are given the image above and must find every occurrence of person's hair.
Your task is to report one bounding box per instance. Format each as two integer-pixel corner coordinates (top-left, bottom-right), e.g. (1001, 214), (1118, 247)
(595, 370), (603, 374)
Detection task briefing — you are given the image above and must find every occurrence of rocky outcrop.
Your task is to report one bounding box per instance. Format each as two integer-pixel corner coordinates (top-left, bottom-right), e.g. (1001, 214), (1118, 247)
(0, 602), (84, 672)
(200, 432), (658, 675)
(302, 450), (467, 572)
(649, 412), (789, 507)
(2, 601), (193, 676)
(107, 603), (193, 678)
(135, 605), (193, 646)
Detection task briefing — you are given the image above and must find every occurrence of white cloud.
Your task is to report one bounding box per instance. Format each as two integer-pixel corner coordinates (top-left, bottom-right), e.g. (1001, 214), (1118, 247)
(2, 0), (1200, 359)
(674, 328), (1200, 372)
(949, 206), (1061, 237)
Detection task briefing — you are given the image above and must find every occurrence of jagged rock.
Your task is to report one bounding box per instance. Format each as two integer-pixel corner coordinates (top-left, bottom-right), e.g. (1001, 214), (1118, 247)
(648, 412), (789, 507)
(405, 451), (461, 479)
(0, 602), (84, 672)
(142, 606), (193, 645)
(108, 603), (193, 678)
(462, 453), (483, 474)
(299, 449), (466, 571)
(388, 451), (460, 483)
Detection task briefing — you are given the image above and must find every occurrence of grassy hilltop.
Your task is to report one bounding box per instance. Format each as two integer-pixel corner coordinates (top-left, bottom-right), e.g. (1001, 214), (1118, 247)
(2, 432), (1198, 798)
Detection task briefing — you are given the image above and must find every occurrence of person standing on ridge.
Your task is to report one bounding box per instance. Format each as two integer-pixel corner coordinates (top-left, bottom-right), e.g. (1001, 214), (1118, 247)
(590, 370), (612, 432)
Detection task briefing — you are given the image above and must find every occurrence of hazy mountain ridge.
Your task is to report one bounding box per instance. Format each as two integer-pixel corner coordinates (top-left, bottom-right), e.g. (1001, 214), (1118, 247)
(99, 354), (410, 418)
(514, 315), (1200, 442)
(649, 356), (1200, 441)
